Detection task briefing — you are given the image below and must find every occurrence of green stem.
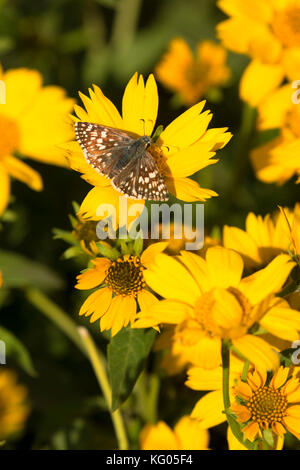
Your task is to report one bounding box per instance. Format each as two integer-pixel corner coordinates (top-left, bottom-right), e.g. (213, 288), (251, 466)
(221, 340), (253, 450)
(111, 0), (142, 50)
(147, 374), (160, 424)
(241, 359), (250, 383)
(25, 287), (86, 356)
(78, 327), (129, 450)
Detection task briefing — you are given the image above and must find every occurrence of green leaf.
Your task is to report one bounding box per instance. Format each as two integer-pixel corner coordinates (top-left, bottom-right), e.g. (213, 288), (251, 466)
(278, 348), (295, 367)
(97, 243), (120, 260)
(0, 326), (37, 376)
(133, 237), (143, 256)
(108, 327), (157, 411)
(0, 250), (64, 291)
(262, 428), (274, 448)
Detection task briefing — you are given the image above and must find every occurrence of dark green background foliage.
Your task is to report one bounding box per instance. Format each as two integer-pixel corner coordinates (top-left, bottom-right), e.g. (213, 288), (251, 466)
(0, 0), (299, 450)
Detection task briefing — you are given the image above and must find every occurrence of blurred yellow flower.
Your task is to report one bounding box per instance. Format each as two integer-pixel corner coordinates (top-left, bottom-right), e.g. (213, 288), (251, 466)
(72, 213), (99, 257)
(63, 73), (231, 221)
(223, 204), (300, 269)
(217, 0), (300, 106)
(251, 84), (300, 184)
(75, 242), (167, 336)
(0, 369), (29, 440)
(155, 38), (230, 105)
(139, 416), (209, 450)
(0, 67), (74, 215)
(134, 247), (298, 370)
(231, 366), (300, 443)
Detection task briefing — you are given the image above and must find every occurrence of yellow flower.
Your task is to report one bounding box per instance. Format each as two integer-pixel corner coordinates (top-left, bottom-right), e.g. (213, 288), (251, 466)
(0, 271), (3, 287)
(231, 366), (300, 443)
(251, 84), (300, 184)
(0, 67), (74, 215)
(223, 204), (300, 269)
(75, 242), (168, 336)
(0, 369), (29, 440)
(139, 416), (209, 450)
(187, 358), (286, 449)
(155, 38), (231, 106)
(217, 0), (300, 106)
(134, 246), (298, 370)
(63, 73), (231, 221)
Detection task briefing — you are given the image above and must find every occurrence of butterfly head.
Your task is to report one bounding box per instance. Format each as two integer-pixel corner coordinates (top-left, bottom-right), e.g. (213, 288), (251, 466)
(139, 136), (152, 148)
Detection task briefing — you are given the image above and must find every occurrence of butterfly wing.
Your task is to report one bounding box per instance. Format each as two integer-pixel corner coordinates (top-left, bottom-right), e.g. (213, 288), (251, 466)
(111, 151), (169, 201)
(75, 122), (133, 178)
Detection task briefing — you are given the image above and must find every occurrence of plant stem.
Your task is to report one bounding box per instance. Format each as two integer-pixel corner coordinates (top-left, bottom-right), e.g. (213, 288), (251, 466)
(78, 327), (129, 450)
(221, 339), (253, 450)
(25, 287), (86, 356)
(111, 0), (142, 50)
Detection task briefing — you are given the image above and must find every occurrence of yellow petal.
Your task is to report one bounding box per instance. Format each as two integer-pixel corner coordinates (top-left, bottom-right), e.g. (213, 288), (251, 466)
(257, 84), (292, 130)
(174, 416), (210, 450)
(282, 415), (300, 440)
(0, 162), (10, 215)
(5, 155), (43, 191)
(206, 246), (244, 289)
(136, 299), (192, 326)
(239, 254), (295, 305)
(242, 422), (260, 442)
(240, 60), (284, 107)
(18, 86), (74, 166)
(166, 177), (217, 202)
(227, 426), (247, 450)
(213, 288), (244, 329)
(100, 295), (136, 336)
(143, 253), (201, 305)
(179, 251), (212, 293)
(1, 68), (42, 119)
(223, 225), (260, 268)
(165, 141), (216, 178)
(260, 305), (300, 342)
(232, 335), (280, 371)
(139, 422), (179, 450)
(270, 366), (290, 389)
(157, 101), (209, 154)
(76, 259), (110, 290)
(78, 287), (112, 317)
(191, 390), (225, 428)
(137, 289), (159, 313)
(141, 241), (168, 267)
(122, 73), (158, 136)
(186, 366), (222, 391)
(90, 84), (123, 128)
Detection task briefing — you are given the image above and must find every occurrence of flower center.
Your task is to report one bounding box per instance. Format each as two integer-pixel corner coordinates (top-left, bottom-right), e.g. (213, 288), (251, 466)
(105, 256), (145, 296)
(272, 7), (300, 48)
(246, 386), (288, 428)
(194, 291), (219, 337)
(0, 114), (20, 158)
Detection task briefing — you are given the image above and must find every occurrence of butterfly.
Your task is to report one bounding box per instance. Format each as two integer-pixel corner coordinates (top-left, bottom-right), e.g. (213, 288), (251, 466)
(75, 122), (169, 201)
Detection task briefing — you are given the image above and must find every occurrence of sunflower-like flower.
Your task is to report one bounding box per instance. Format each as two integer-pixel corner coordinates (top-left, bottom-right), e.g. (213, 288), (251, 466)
(0, 67), (74, 215)
(231, 366), (300, 443)
(139, 416), (209, 450)
(0, 369), (29, 440)
(217, 0), (300, 106)
(155, 38), (231, 106)
(133, 246), (299, 370)
(187, 356), (290, 449)
(63, 73), (231, 221)
(251, 84), (300, 184)
(223, 204), (300, 269)
(75, 242), (168, 336)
